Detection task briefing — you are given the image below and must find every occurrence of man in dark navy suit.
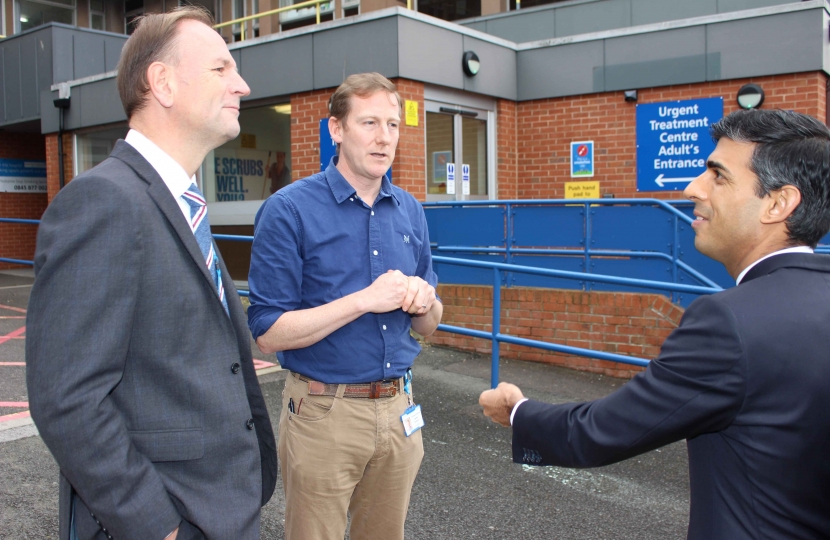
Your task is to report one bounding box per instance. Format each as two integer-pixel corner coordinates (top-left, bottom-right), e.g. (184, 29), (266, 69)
(480, 109), (830, 539)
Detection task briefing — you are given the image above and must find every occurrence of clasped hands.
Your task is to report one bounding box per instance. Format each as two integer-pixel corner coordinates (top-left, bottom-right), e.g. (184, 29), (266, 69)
(364, 269), (436, 316)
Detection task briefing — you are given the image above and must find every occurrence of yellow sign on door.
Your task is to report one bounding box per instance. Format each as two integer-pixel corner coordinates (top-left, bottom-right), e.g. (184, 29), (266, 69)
(405, 100), (419, 127)
(564, 181), (600, 199)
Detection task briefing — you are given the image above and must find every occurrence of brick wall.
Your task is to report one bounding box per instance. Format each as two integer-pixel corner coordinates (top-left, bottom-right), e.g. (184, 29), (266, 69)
(0, 132), (48, 270)
(45, 132), (75, 204)
(515, 72), (828, 200)
(426, 284), (685, 378)
(496, 99), (518, 199)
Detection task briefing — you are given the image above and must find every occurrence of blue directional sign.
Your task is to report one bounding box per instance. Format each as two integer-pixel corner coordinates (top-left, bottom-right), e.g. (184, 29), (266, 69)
(319, 118), (392, 181)
(636, 97), (723, 191)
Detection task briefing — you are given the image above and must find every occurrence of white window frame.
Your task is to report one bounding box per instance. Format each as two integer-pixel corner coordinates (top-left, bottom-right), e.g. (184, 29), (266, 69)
(88, 0), (104, 30)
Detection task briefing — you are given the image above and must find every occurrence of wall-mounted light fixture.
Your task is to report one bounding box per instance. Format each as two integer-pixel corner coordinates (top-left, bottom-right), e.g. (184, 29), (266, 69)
(737, 83), (765, 110)
(624, 90), (638, 102)
(462, 51), (480, 77)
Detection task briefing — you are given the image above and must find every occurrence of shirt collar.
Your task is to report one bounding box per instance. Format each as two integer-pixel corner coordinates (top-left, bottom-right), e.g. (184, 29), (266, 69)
(125, 129), (195, 199)
(736, 245), (814, 285)
(324, 156), (400, 206)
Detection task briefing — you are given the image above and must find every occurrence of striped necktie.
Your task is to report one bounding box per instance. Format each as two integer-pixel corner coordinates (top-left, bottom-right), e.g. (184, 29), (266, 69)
(181, 183), (228, 315)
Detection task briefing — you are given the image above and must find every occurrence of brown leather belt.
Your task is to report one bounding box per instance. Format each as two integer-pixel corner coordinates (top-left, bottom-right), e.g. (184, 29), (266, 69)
(296, 373), (402, 399)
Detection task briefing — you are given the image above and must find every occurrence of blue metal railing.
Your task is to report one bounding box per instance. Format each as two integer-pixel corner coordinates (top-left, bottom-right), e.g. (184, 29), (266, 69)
(432, 255), (720, 388)
(422, 198), (733, 306)
(4, 214), (828, 387)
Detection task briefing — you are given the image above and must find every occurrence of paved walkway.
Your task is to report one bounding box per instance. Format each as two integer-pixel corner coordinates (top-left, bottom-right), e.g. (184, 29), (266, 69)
(0, 271), (690, 539)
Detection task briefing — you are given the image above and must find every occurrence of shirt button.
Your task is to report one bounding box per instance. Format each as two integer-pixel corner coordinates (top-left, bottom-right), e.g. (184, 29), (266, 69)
(382, 325), (387, 330)
(386, 363), (391, 368)
(373, 250), (378, 256)
(371, 211), (375, 216)
(246, 418), (255, 430)
(231, 362), (241, 374)
(350, 197), (354, 201)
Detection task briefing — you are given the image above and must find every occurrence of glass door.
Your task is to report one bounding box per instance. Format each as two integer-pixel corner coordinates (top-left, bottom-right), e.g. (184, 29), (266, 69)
(425, 101), (494, 201)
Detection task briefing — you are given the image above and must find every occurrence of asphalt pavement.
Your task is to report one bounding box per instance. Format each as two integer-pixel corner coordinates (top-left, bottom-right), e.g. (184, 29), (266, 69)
(0, 270), (690, 539)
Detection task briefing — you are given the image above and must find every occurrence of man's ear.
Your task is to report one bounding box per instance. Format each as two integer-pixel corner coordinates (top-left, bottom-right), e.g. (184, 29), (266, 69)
(328, 116), (342, 144)
(146, 61), (175, 109)
(762, 185), (802, 225)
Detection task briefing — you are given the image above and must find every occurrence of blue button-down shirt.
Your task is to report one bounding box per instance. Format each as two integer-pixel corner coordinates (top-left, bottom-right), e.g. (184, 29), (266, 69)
(247, 158), (439, 384)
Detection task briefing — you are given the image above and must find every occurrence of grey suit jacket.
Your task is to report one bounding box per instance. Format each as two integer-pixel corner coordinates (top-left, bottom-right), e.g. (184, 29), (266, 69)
(26, 141), (277, 540)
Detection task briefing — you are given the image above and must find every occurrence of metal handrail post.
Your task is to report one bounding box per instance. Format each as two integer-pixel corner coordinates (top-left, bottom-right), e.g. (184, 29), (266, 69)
(491, 267), (501, 389)
(584, 202), (592, 291)
(672, 214), (680, 303)
(505, 202), (512, 286)
(316, 2), (321, 24)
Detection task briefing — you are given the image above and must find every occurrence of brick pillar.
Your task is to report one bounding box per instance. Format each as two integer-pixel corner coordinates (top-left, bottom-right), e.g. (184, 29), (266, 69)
(392, 78), (425, 201)
(0, 132), (48, 269)
(496, 99), (517, 200)
(45, 132), (75, 204)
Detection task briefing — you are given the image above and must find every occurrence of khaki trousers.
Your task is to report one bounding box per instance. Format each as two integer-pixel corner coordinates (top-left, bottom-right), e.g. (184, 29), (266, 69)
(279, 372), (424, 540)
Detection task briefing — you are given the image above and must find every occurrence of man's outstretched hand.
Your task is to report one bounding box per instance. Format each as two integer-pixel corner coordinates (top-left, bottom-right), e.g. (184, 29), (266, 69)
(479, 382), (525, 428)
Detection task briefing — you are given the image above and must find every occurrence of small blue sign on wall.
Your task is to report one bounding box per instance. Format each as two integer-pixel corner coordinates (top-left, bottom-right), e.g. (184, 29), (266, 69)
(636, 97), (723, 192)
(0, 158), (46, 193)
(319, 118), (392, 181)
(570, 141), (594, 177)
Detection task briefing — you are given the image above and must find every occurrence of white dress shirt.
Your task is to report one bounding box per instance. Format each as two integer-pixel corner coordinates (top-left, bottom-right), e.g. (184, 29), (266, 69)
(125, 129), (196, 224)
(509, 245), (816, 425)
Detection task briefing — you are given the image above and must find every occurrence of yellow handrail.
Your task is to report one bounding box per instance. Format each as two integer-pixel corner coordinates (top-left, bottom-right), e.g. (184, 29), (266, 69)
(215, 0), (413, 42)
(214, 0), (330, 41)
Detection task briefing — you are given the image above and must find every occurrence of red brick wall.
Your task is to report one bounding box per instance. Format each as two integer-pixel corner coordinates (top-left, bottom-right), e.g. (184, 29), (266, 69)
(426, 284), (685, 378)
(496, 99), (518, 200)
(391, 78), (426, 199)
(45, 132), (75, 204)
(514, 72), (828, 200)
(0, 132), (48, 270)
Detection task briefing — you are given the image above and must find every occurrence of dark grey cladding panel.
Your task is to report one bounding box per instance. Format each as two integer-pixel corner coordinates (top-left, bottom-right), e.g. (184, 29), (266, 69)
(631, 0), (716, 26)
(37, 31), (54, 110)
(554, 0), (630, 37)
(240, 35), (313, 101)
(717, 0), (794, 12)
(462, 36), (517, 100)
(485, 9), (554, 43)
(40, 77), (125, 133)
(604, 26), (706, 91)
(72, 33), (106, 80)
(313, 18), (398, 90)
(104, 36), (126, 72)
(19, 34), (41, 118)
(398, 17), (463, 90)
(517, 40), (604, 101)
(4, 44), (22, 122)
(464, 21), (487, 33)
(77, 77), (125, 128)
(51, 27), (76, 83)
(707, 9), (821, 81)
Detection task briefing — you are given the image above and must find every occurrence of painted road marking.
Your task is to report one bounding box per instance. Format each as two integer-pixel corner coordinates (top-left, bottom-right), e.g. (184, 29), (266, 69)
(0, 316), (25, 319)
(0, 402), (28, 408)
(0, 326), (25, 345)
(0, 362), (25, 366)
(0, 303), (27, 314)
(0, 284), (34, 290)
(0, 410), (30, 423)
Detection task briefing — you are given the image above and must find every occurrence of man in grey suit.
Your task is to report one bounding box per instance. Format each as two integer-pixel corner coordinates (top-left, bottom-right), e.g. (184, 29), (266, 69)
(25, 7), (276, 540)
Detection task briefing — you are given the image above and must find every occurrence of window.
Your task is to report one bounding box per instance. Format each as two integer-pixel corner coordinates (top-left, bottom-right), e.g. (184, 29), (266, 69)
(17, 0), (75, 32)
(74, 125), (129, 176)
(203, 103), (292, 205)
(89, 0), (103, 30)
(124, 0), (142, 34)
(231, 0), (258, 41)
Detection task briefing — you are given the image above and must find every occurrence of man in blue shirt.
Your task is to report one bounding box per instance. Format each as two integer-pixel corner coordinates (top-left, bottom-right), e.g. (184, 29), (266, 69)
(248, 72), (442, 540)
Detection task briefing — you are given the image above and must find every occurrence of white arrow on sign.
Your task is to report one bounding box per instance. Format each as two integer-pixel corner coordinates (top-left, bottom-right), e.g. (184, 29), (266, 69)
(655, 174), (697, 188)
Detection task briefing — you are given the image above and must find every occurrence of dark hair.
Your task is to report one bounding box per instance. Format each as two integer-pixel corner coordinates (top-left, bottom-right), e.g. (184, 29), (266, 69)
(116, 6), (214, 120)
(711, 109), (830, 247)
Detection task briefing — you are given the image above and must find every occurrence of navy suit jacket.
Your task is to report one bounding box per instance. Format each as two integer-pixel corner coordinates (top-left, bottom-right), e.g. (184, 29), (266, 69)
(512, 253), (830, 539)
